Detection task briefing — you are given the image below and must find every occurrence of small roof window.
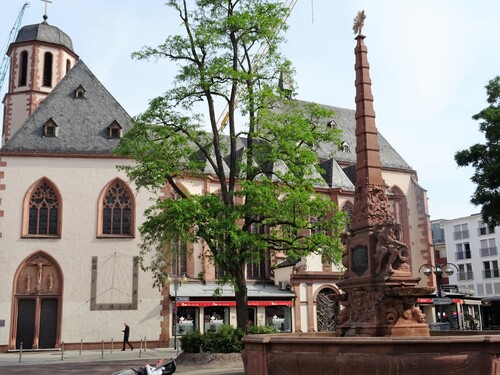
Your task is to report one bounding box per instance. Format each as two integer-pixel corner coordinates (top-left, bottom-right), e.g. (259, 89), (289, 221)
(43, 118), (58, 137)
(74, 85), (86, 99)
(341, 141), (350, 153)
(107, 121), (123, 139)
(327, 119), (338, 128)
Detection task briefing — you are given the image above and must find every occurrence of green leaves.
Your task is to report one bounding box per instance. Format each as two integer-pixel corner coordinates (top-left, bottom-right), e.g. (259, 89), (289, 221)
(455, 76), (500, 226)
(117, 0), (348, 331)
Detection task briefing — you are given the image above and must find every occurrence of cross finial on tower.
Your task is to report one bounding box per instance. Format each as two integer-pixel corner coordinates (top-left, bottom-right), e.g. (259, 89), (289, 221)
(353, 10), (366, 36)
(41, 0), (53, 22)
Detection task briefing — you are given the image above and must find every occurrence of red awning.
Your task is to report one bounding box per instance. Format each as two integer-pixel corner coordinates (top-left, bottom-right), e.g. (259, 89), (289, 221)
(417, 298), (464, 304)
(176, 300), (293, 307)
(417, 298), (433, 304)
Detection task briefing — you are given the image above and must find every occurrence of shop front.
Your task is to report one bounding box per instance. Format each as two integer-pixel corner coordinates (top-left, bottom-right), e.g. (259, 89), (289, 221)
(174, 300), (294, 334)
(170, 282), (295, 338)
(417, 294), (483, 330)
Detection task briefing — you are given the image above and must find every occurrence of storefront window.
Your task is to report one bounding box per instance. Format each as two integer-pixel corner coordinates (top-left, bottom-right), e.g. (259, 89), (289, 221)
(436, 306), (460, 329)
(265, 306), (292, 332)
(204, 307), (229, 332)
(175, 307), (198, 335)
(248, 307), (256, 326)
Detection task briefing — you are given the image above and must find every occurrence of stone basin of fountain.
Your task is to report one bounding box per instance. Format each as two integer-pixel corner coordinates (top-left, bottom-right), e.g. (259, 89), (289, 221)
(241, 332), (500, 375)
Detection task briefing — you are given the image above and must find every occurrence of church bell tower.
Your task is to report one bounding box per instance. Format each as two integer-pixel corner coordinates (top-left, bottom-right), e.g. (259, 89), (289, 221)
(2, 10), (78, 144)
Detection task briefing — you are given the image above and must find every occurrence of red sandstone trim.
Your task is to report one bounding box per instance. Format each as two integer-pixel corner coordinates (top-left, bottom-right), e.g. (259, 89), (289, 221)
(0, 157), (4, 238)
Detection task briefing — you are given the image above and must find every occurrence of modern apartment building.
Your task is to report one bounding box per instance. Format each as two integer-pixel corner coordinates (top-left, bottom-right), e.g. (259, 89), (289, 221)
(431, 214), (499, 329)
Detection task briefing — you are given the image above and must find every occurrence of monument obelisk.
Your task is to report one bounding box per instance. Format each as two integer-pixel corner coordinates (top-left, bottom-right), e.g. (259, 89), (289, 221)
(337, 11), (431, 337)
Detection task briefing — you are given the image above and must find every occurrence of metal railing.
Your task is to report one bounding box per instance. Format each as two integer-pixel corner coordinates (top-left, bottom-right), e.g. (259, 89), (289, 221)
(480, 246), (498, 257)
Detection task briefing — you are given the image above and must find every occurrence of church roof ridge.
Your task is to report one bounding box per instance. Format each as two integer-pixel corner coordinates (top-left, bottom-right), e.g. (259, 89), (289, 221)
(1, 60), (133, 155)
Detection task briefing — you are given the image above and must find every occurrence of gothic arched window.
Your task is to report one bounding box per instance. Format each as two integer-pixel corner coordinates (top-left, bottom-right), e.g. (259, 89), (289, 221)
(23, 179), (61, 237)
(98, 179), (134, 237)
(19, 50), (28, 86)
(43, 52), (53, 87)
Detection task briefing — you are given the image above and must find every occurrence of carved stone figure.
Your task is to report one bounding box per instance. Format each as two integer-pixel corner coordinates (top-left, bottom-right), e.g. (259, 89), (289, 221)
(47, 272), (54, 292)
(25, 273), (31, 293)
(352, 184), (394, 228)
(374, 220), (408, 275)
(29, 257), (51, 293)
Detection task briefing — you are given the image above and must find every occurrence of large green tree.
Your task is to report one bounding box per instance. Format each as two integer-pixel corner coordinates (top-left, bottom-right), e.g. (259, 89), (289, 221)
(455, 76), (500, 226)
(115, 0), (347, 331)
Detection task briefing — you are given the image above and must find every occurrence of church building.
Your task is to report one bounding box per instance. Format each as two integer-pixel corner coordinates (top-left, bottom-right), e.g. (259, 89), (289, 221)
(0, 12), (435, 351)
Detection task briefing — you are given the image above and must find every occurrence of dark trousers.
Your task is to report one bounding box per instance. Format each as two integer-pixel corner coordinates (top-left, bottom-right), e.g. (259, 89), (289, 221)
(122, 337), (133, 350)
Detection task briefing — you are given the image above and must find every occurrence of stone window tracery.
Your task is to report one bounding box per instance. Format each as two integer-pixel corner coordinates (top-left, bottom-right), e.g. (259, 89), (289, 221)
(23, 179), (61, 237)
(98, 179), (134, 237)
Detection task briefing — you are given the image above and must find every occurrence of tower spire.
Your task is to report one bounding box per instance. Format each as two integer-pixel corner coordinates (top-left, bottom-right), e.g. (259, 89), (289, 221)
(350, 11), (392, 231)
(336, 13), (427, 338)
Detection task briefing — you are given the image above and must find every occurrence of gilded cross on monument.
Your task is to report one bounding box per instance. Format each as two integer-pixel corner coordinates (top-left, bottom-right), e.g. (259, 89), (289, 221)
(353, 10), (366, 36)
(41, 0), (53, 21)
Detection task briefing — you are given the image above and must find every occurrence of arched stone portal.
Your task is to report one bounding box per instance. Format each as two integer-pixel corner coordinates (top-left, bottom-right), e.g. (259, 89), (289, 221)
(10, 251), (63, 350)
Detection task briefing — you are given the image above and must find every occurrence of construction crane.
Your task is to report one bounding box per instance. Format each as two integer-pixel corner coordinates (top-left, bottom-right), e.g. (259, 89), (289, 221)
(217, 0), (297, 131)
(0, 2), (30, 94)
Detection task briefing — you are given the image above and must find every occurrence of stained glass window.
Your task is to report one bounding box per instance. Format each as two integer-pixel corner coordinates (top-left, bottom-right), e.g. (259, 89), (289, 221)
(28, 182), (59, 236)
(101, 181), (133, 236)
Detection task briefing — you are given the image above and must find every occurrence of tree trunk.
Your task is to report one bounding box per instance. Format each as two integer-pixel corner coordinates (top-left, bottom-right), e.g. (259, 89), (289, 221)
(234, 264), (249, 332)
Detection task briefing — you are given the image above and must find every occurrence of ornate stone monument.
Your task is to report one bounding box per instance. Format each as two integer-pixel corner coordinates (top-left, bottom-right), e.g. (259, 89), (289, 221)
(336, 11), (432, 337)
(241, 12), (500, 375)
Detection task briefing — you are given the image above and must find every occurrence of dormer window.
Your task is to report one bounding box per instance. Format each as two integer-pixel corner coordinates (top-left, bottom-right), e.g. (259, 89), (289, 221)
(74, 85), (86, 99)
(341, 141), (350, 153)
(43, 119), (58, 137)
(327, 119), (338, 128)
(108, 121), (122, 139)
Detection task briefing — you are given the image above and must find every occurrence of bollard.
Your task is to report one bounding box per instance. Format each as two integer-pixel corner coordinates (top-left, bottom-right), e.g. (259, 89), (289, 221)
(138, 338), (143, 357)
(111, 337), (113, 353)
(80, 339), (83, 355)
(101, 340), (104, 359)
(144, 336), (147, 351)
(61, 341), (64, 361)
(19, 342), (23, 363)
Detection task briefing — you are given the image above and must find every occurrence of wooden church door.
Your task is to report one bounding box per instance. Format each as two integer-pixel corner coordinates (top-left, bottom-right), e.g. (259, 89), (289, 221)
(12, 252), (63, 350)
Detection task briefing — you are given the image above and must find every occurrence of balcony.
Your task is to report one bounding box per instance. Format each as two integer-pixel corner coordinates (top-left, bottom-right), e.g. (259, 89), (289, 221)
(453, 230), (470, 240)
(483, 269), (500, 279)
(458, 271), (474, 281)
(480, 247), (498, 257)
(478, 226), (495, 236)
(455, 251), (471, 261)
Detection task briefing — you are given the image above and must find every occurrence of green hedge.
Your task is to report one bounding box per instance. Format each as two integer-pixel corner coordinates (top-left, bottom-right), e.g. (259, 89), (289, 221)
(180, 324), (277, 353)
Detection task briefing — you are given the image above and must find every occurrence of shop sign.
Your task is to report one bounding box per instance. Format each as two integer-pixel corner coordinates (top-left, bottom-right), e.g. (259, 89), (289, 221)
(433, 297), (453, 305)
(176, 300), (293, 307)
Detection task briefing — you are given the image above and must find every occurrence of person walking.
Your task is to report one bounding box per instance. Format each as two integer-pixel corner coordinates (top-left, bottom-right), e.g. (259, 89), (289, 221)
(122, 322), (134, 351)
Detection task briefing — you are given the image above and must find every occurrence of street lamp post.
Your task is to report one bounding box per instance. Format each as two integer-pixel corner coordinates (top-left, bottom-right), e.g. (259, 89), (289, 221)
(419, 263), (459, 324)
(167, 271), (188, 354)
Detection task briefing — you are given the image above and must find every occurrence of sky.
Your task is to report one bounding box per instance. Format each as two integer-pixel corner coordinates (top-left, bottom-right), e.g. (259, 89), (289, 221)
(1, 0), (499, 221)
